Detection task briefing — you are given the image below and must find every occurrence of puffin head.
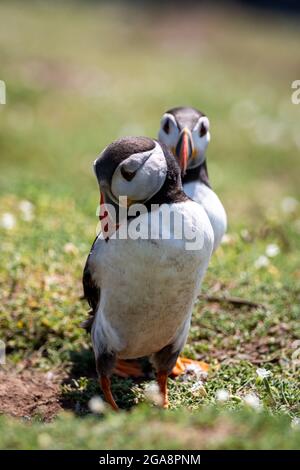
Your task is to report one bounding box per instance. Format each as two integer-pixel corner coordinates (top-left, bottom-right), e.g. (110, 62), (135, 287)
(158, 106), (210, 176)
(94, 136), (183, 208)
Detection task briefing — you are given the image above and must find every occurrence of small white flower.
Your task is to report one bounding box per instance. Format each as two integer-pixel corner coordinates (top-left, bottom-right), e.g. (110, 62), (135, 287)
(281, 197), (298, 214)
(144, 382), (163, 406)
(19, 200), (35, 221)
(191, 380), (207, 397)
(240, 229), (251, 242)
(266, 244), (280, 258)
(64, 242), (78, 255)
(185, 363), (207, 379)
(0, 213), (16, 230)
(291, 417), (300, 430)
(44, 275), (59, 288)
(88, 396), (106, 414)
(256, 368), (272, 380)
(244, 393), (261, 410)
(254, 255), (270, 269)
(190, 380), (203, 391)
(221, 234), (233, 245)
(45, 371), (55, 382)
(215, 389), (230, 403)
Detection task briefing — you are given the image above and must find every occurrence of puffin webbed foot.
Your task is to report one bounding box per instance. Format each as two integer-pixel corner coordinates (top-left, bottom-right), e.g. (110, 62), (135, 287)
(113, 359), (145, 378)
(171, 356), (209, 377)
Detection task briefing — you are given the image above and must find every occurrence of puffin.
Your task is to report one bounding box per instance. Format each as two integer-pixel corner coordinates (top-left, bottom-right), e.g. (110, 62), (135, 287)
(158, 106), (227, 251)
(83, 136), (214, 409)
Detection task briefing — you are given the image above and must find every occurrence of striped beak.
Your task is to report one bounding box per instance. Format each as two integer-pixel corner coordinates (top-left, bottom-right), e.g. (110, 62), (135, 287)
(175, 128), (194, 176)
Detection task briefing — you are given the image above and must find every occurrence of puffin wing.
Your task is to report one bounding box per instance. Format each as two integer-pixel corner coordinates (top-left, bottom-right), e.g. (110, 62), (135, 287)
(81, 236), (101, 331)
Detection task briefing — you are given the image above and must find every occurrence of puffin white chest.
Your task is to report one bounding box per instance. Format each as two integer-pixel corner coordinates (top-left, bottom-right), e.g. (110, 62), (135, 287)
(183, 181), (227, 251)
(90, 201), (213, 360)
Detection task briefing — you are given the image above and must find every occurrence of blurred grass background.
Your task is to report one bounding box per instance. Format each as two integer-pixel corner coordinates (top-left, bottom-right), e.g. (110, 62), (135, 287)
(0, 0), (299, 449)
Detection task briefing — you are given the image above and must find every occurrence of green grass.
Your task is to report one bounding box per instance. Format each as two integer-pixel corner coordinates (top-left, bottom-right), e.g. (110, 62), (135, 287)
(0, 0), (299, 449)
(1, 406), (300, 450)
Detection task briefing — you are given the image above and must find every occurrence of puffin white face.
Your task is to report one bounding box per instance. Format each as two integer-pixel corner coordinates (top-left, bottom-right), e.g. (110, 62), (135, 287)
(158, 113), (180, 153)
(190, 116), (210, 168)
(110, 141), (167, 205)
(159, 111), (210, 175)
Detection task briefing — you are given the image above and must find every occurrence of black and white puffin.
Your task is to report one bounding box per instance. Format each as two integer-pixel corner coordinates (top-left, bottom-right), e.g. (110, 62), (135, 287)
(158, 106), (227, 251)
(83, 136), (214, 409)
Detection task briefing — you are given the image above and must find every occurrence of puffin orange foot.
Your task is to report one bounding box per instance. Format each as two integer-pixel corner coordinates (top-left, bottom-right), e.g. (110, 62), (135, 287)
(100, 375), (118, 411)
(113, 359), (145, 378)
(157, 371), (169, 409)
(171, 356), (209, 377)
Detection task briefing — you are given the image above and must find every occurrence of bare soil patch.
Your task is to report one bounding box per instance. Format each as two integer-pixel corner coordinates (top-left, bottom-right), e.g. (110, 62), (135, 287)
(0, 368), (64, 422)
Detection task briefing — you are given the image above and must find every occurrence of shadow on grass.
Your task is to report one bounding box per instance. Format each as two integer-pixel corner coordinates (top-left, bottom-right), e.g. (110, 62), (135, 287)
(60, 349), (153, 415)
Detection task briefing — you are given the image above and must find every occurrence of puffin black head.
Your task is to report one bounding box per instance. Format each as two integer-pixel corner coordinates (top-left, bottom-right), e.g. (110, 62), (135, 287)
(158, 106), (210, 177)
(94, 136), (185, 208)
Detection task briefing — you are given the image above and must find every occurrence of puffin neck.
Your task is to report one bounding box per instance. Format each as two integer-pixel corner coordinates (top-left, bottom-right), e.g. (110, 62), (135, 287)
(100, 186), (188, 231)
(144, 155), (188, 209)
(183, 160), (211, 188)
(144, 184), (188, 210)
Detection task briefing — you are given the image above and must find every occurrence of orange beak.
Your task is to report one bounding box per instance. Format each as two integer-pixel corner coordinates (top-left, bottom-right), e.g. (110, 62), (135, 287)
(175, 128), (194, 176)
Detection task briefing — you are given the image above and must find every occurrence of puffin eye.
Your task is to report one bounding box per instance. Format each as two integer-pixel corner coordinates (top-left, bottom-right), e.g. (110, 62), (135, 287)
(199, 122), (208, 137)
(121, 167), (136, 182)
(163, 119), (170, 134)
